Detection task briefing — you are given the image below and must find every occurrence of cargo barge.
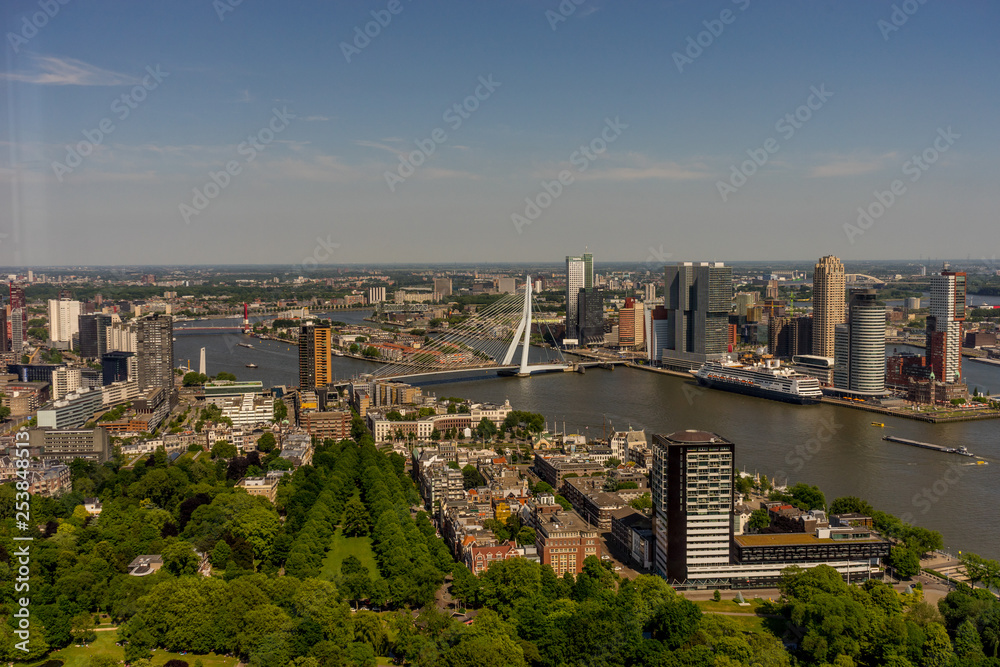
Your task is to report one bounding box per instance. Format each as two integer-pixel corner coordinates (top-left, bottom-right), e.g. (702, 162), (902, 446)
(882, 435), (974, 457)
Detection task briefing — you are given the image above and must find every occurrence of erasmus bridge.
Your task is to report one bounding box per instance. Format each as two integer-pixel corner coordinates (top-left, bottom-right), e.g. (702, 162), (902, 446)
(352, 275), (577, 384)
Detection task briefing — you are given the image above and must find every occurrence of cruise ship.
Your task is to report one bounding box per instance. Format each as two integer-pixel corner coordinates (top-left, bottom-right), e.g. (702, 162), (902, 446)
(691, 358), (824, 404)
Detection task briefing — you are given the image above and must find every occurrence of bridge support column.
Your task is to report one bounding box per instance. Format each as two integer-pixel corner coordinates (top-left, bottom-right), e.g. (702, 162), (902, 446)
(518, 275), (532, 376)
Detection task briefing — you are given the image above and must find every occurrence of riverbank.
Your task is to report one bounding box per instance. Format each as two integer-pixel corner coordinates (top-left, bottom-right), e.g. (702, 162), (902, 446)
(821, 396), (1000, 423)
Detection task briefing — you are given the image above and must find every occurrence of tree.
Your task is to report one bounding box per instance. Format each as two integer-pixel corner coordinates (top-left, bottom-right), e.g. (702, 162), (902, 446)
(830, 496), (875, 516)
(183, 371), (208, 386)
(629, 493), (652, 513)
(735, 474), (754, 499)
(210, 539), (232, 568)
(343, 497), (371, 537)
(451, 563), (481, 608)
(256, 432), (276, 453)
(890, 546), (921, 578)
(216, 372), (237, 381)
(273, 399), (287, 423)
(462, 464), (486, 490)
(211, 440), (237, 459)
(605, 457), (622, 468)
(748, 509), (770, 533)
(476, 417), (498, 442)
(163, 541), (201, 576)
(554, 495), (572, 511)
(787, 483), (826, 511)
(516, 526), (536, 546)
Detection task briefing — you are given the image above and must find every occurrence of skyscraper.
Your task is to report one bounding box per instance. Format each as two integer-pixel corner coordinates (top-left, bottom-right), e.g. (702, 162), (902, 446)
(660, 262), (733, 370)
(433, 277), (453, 297)
(299, 322), (332, 390)
(833, 289), (886, 394)
(618, 298), (645, 348)
(10, 308), (25, 354)
(0, 309), (7, 353)
(582, 251), (594, 289)
(47, 299), (82, 348)
(651, 430), (735, 582)
(811, 255), (846, 357)
(576, 288), (605, 345)
(9, 282), (26, 347)
(926, 264), (966, 383)
(565, 255), (587, 339)
(78, 313), (112, 359)
(102, 351), (135, 385)
(135, 314), (174, 391)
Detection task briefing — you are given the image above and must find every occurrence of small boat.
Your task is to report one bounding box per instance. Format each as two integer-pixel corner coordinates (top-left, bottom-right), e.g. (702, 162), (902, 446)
(238, 343), (254, 349)
(870, 422), (884, 427)
(245, 363), (258, 368)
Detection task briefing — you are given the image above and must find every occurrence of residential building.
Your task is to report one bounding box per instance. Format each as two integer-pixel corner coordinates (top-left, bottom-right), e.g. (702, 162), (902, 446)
(135, 314), (174, 391)
(576, 288), (605, 345)
(236, 476), (280, 503)
(927, 264), (966, 383)
(10, 308), (24, 353)
(833, 289), (886, 394)
(610, 508), (654, 570)
(565, 254), (587, 341)
(367, 286), (387, 304)
(51, 366), (83, 400)
(433, 277), (453, 297)
(532, 453), (605, 488)
(47, 299), (81, 348)
(661, 262), (733, 370)
(301, 410), (351, 439)
(644, 282), (657, 303)
(36, 387), (104, 429)
(608, 427), (647, 463)
(107, 318), (138, 353)
(466, 541), (520, 575)
(27, 427), (110, 463)
(812, 255), (846, 357)
(560, 476), (625, 529)
(78, 314), (111, 359)
(651, 430), (735, 583)
(128, 555), (164, 576)
(102, 351), (135, 385)
(298, 322), (332, 390)
(618, 298), (645, 348)
(497, 277), (517, 294)
(535, 508), (601, 575)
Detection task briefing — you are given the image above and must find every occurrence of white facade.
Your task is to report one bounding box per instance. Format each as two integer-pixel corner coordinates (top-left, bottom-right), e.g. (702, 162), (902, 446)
(102, 380), (141, 406)
(52, 367), (83, 400)
(367, 286), (387, 304)
(929, 272), (964, 382)
(107, 320), (138, 353)
(47, 299), (82, 344)
(220, 393), (275, 428)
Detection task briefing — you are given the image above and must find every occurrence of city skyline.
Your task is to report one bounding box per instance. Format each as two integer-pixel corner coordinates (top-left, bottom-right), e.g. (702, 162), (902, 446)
(3, 1), (999, 265)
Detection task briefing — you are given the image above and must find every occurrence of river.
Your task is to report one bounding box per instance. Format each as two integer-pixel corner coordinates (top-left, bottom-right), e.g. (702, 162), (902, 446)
(175, 312), (1000, 559)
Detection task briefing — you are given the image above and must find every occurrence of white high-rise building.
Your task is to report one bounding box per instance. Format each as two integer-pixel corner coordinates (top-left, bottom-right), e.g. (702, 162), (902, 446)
(52, 367), (83, 400)
(833, 289), (886, 394)
(107, 315), (138, 353)
(47, 299), (82, 346)
(367, 286), (387, 304)
(565, 255), (586, 339)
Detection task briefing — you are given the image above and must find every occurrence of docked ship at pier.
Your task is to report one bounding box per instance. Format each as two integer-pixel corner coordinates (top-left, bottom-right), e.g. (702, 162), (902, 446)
(691, 358), (824, 405)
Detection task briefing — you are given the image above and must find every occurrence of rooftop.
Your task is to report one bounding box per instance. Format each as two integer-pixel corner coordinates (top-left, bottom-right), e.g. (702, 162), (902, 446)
(736, 533), (881, 547)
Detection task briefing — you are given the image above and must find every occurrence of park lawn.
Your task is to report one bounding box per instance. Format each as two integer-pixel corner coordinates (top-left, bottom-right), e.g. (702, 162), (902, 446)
(693, 598), (767, 614)
(21, 631), (237, 667)
(319, 527), (381, 581)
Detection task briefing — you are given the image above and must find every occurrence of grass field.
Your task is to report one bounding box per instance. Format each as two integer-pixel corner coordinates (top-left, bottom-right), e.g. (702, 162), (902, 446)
(21, 631), (238, 667)
(319, 527), (381, 581)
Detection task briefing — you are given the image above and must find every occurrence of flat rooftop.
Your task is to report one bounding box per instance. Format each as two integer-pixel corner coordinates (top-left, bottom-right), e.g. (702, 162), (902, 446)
(736, 533), (882, 547)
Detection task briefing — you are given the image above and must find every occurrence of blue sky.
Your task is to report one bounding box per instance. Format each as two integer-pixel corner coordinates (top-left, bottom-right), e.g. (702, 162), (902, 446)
(2, 0), (998, 266)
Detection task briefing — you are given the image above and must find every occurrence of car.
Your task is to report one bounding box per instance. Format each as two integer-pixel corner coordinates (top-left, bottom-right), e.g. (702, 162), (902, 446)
(614, 566), (622, 571)
(601, 554), (611, 560)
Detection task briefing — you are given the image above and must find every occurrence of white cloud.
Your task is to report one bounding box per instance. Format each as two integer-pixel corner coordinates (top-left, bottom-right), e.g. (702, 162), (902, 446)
(807, 152), (898, 178)
(0, 54), (140, 86)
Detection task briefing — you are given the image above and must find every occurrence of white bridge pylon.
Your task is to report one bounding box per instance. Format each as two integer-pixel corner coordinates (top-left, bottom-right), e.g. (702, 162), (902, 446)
(501, 274), (533, 373)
